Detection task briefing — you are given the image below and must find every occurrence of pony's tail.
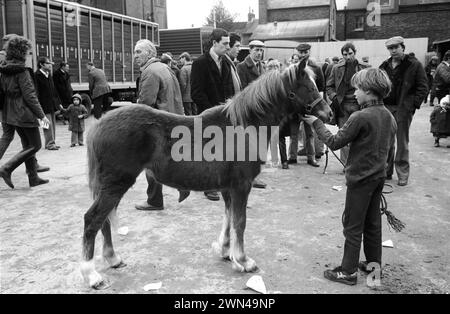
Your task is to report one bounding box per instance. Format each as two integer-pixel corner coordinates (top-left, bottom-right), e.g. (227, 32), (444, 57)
(87, 121), (101, 199)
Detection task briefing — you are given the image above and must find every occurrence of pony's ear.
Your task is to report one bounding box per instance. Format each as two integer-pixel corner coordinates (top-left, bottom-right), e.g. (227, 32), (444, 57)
(297, 57), (307, 75)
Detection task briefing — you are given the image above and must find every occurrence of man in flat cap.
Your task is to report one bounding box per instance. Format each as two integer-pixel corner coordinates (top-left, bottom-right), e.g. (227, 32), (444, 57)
(236, 39), (267, 189)
(326, 42), (370, 165)
(292, 43), (325, 168)
(237, 40), (265, 89)
(379, 36), (428, 186)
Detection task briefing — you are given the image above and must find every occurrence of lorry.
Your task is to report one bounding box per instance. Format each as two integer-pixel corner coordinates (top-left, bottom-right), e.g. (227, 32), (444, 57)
(0, 0), (159, 101)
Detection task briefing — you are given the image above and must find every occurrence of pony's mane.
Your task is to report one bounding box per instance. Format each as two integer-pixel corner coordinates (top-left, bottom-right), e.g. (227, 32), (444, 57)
(224, 70), (287, 126)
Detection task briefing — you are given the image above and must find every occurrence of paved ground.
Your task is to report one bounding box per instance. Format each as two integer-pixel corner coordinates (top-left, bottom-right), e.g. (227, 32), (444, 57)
(0, 105), (449, 294)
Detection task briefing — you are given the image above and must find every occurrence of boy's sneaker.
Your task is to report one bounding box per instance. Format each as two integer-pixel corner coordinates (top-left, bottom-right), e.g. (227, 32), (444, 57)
(324, 266), (357, 286)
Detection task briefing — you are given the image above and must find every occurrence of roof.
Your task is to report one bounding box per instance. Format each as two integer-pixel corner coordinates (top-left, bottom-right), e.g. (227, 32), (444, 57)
(229, 19), (260, 35)
(267, 0), (331, 9)
(250, 19), (329, 41)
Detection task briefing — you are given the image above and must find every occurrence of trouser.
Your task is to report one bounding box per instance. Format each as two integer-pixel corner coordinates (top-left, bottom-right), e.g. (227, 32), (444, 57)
(300, 122), (319, 159)
(278, 117), (295, 163)
(145, 169), (164, 207)
(71, 131), (84, 145)
(1, 126), (41, 177)
(93, 94), (111, 119)
(387, 110), (414, 180)
(337, 98), (360, 165)
(341, 178), (384, 274)
(0, 122), (15, 160)
(43, 113), (57, 148)
(183, 102), (198, 116)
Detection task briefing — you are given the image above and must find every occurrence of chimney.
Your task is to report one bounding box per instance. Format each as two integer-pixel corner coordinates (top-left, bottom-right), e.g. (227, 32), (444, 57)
(248, 8), (255, 22)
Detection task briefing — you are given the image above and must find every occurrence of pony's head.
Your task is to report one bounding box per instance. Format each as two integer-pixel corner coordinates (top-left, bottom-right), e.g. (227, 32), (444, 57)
(282, 58), (332, 123)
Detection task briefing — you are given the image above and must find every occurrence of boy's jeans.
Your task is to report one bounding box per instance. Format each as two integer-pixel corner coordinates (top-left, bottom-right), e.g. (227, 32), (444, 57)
(341, 178), (384, 274)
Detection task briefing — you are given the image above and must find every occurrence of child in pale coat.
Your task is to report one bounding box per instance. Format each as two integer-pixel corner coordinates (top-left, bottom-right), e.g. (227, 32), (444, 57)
(59, 94), (88, 147)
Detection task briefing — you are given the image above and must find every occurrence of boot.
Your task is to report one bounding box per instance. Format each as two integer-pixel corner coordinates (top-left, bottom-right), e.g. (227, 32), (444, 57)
(0, 147), (35, 189)
(25, 155), (49, 187)
(28, 175), (49, 187)
(0, 167), (14, 189)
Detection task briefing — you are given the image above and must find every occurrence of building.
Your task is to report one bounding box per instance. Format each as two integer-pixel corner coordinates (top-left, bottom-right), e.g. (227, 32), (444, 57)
(337, 0), (450, 52)
(228, 10), (260, 45)
(74, 0), (168, 29)
(252, 0), (337, 42)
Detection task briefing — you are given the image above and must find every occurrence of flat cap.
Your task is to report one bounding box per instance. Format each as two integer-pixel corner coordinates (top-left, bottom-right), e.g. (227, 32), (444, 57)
(385, 36), (404, 47)
(296, 43), (311, 51)
(249, 40), (265, 48)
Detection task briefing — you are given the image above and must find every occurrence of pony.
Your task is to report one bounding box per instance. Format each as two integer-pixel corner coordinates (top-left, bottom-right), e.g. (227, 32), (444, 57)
(80, 58), (332, 289)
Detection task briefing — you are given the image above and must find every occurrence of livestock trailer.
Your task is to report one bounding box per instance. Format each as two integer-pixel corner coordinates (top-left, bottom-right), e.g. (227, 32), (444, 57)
(0, 0), (159, 99)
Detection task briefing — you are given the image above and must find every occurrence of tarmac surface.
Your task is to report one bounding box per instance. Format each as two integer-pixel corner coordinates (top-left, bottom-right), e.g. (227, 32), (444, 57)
(0, 105), (449, 294)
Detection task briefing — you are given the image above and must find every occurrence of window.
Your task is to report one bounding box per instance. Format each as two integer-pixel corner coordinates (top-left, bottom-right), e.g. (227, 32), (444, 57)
(354, 15), (365, 31)
(379, 0), (392, 7)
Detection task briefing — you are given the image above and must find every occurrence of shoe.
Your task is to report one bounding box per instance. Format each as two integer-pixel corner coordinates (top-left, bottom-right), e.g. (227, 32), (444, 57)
(204, 191), (220, 201)
(315, 153), (324, 160)
(46, 146), (59, 151)
(178, 190), (190, 203)
(386, 175), (393, 180)
(252, 179), (267, 189)
(79, 143), (84, 146)
(55, 145), (61, 149)
(288, 159), (298, 165)
(398, 178), (408, 186)
(28, 175), (49, 187)
(282, 162), (289, 170)
(324, 266), (357, 286)
(36, 165), (50, 173)
(70, 144), (76, 147)
(0, 168), (14, 189)
(135, 201), (164, 211)
(297, 148), (307, 156)
(434, 140), (440, 147)
(307, 159), (320, 168)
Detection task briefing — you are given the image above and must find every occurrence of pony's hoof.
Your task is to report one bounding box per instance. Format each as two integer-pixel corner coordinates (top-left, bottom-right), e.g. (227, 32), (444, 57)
(178, 190), (190, 203)
(111, 261), (127, 269)
(231, 257), (258, 273)
(92, 280), (111, 290)
(212, 242), (230, 260)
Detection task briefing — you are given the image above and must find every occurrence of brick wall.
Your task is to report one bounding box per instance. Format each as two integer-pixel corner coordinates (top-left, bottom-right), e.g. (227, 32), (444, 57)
(337, 3), (450, 51)
(364, 4), (450, 49)
(267, 6), (329, 22)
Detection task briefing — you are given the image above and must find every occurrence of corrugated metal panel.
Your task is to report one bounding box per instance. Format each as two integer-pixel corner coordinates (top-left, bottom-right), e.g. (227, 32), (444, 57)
(158, 28), (203, 57)
(251, 19), (329, 41)
(5, 0), (24, 36)
(267, 0), (330, 9)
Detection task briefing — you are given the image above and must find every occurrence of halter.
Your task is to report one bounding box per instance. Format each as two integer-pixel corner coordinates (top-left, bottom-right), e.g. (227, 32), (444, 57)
(288, 91), (323, 114)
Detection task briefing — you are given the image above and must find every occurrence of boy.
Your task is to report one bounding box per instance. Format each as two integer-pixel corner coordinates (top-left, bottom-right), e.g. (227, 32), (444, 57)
(303, 68), (397, 285)
(59, 94), (88, 147)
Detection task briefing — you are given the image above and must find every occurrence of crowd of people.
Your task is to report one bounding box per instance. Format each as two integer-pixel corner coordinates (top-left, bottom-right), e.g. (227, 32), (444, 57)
(1, 29), (450, 287)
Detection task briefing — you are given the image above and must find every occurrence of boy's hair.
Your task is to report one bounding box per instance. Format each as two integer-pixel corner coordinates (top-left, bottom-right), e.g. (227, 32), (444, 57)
(179, 52), (191, 61)
(351, 68), (392, 99)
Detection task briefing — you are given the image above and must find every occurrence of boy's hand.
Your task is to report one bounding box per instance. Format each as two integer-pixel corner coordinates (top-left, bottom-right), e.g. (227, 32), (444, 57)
(78, 115), (84, 119)
(302, 115), (318, 126)
(59, 105), (64, 110)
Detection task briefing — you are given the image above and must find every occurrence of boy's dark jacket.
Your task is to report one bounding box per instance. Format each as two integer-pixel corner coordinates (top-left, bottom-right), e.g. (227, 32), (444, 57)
(313, 101), (397, 187)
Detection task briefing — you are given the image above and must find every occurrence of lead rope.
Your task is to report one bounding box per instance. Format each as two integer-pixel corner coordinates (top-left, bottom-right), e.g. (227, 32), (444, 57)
(324, 144), (406, 233)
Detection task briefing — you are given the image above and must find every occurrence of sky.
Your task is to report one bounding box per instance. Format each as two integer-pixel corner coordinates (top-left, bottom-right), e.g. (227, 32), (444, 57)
(166, 0), (348, 29)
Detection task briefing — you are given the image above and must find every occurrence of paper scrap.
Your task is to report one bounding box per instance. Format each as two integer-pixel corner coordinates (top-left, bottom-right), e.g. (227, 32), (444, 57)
(332, 186), (343, 192)
(246, 275), (267, 294)
(144, 282), (162, 291)
(382, 240), (394, 248)
(117, 227), (129, 236)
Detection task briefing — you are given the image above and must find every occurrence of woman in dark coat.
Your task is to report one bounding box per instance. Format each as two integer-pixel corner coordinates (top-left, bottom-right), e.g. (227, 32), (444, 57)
(0, 35), (50, 188)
